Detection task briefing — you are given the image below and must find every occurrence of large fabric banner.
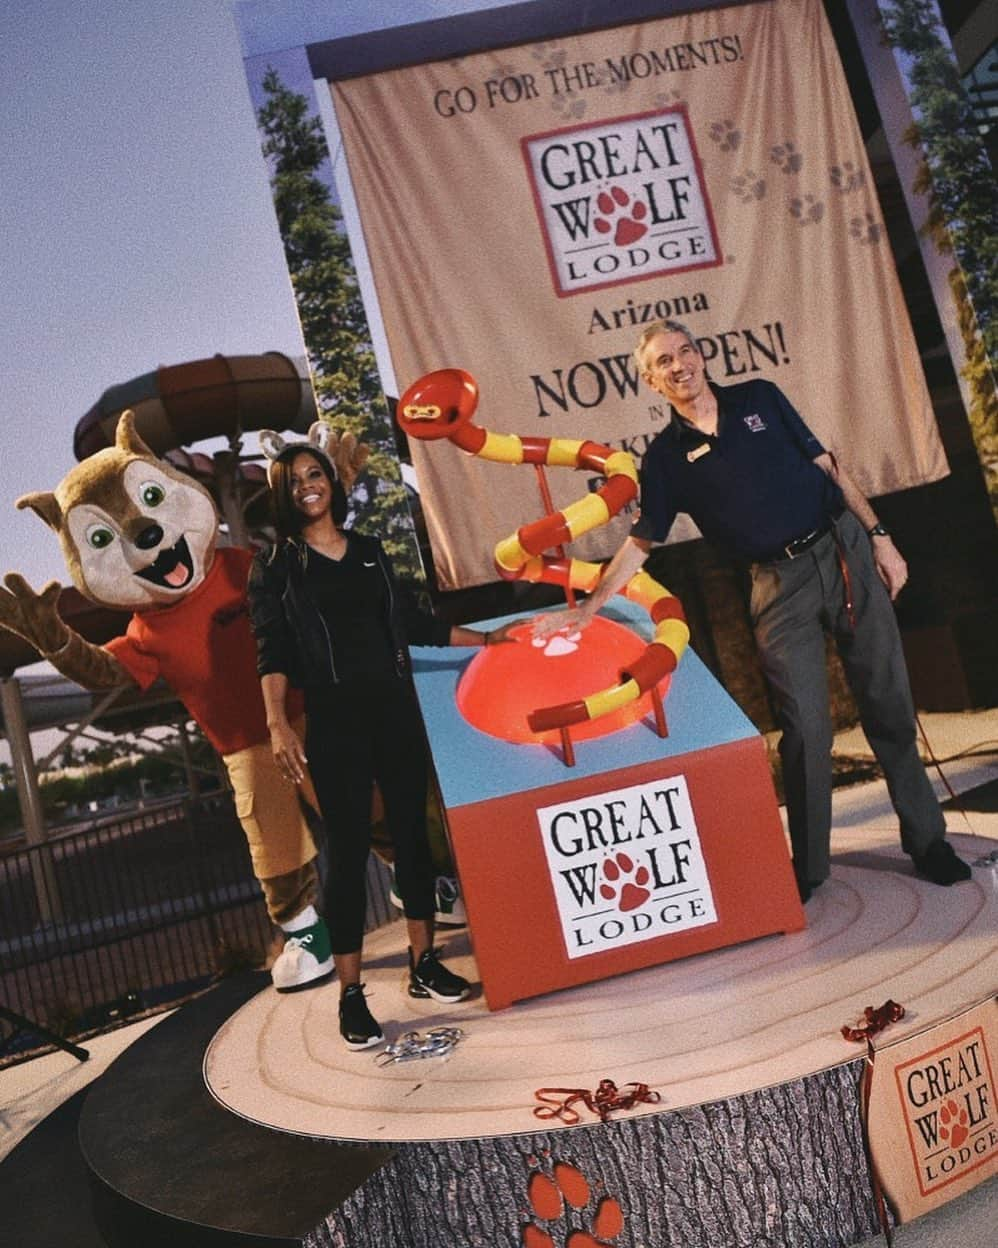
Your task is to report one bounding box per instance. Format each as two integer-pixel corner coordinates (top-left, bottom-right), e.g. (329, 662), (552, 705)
(330, 0), (948, 589)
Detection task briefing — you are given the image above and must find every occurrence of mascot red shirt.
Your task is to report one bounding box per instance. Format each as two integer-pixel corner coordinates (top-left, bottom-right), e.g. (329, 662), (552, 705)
(105, 546), (302, 755)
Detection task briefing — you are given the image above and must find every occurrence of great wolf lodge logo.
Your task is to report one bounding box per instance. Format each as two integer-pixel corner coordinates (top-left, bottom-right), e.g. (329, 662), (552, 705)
(522, 107), (721, 297)
(536, 775), (717, 959)
(895, 1026), (998, 1195)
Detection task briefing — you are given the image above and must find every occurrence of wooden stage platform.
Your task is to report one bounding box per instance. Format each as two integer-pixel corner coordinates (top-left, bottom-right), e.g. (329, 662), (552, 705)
(193, 797), (997, 1248)
(65, 759), (997, 1248)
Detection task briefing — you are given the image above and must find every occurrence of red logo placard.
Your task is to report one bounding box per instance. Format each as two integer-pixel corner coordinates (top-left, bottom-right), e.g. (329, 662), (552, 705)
(522, 107), (722, 297)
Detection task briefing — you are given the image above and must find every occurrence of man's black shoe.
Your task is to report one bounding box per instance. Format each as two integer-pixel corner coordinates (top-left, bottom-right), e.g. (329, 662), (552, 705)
(795, 874), (823, 904)
(913, 840), (972, 886)
(408, 947), (471, 1003)
(338, 983), (384, 1050)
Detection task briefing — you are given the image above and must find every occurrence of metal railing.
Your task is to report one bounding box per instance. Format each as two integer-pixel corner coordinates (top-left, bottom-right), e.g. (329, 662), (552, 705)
(0, 796), (395, 1065)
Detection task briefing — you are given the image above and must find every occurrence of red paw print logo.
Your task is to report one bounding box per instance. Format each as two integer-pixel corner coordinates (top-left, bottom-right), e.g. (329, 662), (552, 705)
(594, 187), (648, 247)
(600, 852), (650, 913)
(523, 1160), (624, 1248)
(939, 1099), (969, 1149)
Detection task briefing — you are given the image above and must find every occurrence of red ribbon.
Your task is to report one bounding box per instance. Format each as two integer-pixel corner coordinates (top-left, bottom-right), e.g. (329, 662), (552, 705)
(533, 1079), (661, 1125)
(841, 999), (905, 1043)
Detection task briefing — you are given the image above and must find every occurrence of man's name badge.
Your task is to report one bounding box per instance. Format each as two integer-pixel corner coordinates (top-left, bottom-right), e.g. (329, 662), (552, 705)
(687, 443), (711, 463)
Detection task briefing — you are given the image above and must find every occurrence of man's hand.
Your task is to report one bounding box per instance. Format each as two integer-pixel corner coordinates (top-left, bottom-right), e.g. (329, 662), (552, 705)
(872, 536), (908, 601)
(531, 602), (597, 641)
(0, 573), (70, 653)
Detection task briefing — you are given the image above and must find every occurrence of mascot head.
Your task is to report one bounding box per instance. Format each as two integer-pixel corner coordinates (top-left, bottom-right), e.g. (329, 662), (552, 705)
(17, 411), (219, 611)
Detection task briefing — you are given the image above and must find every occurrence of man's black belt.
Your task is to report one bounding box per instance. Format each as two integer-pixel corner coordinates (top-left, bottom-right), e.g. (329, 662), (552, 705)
(757, 518), (837, 564)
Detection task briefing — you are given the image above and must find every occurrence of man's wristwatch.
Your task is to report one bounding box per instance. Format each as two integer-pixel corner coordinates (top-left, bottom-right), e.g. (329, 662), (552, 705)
(867, 522), (890, 538)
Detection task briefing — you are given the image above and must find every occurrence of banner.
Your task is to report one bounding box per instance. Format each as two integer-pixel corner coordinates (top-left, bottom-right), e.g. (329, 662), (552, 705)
(330, 0), (948, 589)
(866, 997), (998, 1222)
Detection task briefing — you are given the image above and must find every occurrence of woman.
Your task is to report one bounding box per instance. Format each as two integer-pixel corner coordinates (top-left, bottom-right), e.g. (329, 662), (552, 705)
(248, 429), (508, 1050)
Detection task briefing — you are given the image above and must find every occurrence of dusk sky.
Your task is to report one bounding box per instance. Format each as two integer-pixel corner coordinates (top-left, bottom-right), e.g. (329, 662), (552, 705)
(1, 0), (499, 605)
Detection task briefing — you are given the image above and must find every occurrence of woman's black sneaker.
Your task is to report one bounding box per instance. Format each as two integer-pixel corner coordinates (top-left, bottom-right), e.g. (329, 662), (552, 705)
(408, 948), (471, 1003)
(338, 983), (384, 1049)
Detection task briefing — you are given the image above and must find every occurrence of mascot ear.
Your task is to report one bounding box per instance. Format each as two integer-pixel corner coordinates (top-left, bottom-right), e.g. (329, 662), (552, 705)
(259, 429), (286, 486)
(259, 429), (286, 463)
(115, 409), (155, 458)
(16, 491), (63, 532)
(308, 420), (334, 463)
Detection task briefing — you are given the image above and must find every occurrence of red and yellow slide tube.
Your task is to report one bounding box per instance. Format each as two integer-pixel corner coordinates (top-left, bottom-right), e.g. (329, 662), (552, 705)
(398, 368), (689, 732)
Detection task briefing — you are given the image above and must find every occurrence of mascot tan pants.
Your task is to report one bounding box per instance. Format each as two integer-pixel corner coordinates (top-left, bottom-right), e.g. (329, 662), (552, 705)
(223, 719), (320, 926)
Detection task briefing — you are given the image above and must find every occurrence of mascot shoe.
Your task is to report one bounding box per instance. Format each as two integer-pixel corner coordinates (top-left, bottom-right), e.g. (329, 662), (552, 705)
(272, 915), (334, 993)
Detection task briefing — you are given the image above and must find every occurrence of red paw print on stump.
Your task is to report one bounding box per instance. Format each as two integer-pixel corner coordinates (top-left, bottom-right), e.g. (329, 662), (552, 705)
(600, 852), (650, 913)
(594, 187), (648, 247)
(523, 1161), (625, 1248)
(939, 1098), (969, 1149)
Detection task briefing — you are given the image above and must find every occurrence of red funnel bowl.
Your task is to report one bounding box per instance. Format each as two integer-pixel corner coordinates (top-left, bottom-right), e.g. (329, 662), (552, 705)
(456, 616), (670, 745)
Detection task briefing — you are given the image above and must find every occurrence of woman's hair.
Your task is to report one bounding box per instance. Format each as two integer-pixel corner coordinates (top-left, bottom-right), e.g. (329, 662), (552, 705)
(268, 447), (348, 538)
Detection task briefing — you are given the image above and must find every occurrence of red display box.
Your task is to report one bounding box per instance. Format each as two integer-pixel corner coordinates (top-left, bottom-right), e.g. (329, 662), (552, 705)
(412, 602), (804, 1010)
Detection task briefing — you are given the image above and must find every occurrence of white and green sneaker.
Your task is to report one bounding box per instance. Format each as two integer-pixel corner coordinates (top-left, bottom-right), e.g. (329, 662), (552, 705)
(433, 875), (466, 927)
(388, 873), (467, 927)
(272, 916), (334, 993)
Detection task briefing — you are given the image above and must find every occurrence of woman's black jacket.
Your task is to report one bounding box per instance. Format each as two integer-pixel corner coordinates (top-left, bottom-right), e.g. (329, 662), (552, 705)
(247, 532), (451, 688)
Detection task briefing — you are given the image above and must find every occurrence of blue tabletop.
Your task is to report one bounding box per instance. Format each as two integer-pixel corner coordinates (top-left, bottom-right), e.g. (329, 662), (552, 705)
(412, 598), (759, 809)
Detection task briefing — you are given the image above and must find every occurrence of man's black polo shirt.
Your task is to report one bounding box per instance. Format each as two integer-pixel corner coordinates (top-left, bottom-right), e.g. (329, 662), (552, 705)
(632, 378), (844, 561)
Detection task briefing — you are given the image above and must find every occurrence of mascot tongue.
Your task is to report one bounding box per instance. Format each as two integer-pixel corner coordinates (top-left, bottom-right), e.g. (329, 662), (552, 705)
(136, 536), (195, 590)
(165, 560), (191, 588)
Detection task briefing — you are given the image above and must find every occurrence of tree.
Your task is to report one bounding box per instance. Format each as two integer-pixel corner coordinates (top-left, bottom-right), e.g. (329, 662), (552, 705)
(255, 70), (424, 579)
(880, 0), (998, 521)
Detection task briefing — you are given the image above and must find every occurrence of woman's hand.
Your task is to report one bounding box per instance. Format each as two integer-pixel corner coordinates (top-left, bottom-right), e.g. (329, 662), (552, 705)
(270, 720), (307, 784)
(484, 619), (526, 645)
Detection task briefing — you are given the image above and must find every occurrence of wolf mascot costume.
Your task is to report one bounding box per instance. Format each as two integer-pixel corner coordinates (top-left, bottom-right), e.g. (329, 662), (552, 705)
(0, 411), (367, 992)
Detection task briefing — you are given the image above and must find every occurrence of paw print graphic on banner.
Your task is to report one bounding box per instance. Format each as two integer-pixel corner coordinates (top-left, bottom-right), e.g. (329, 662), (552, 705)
(771, 140), (804, 173)
(652, 89), (684, 109)
(522, 1159), (625, 1248)
(790, 194), (824, 225)
(939, 1099), (970, 1149)
(531, 43), (566, 71)
(708, 119), (741, 152)
(552, 92), (587, 120)
(830, 160), (865, 193)
(594, 187), (648, 246)
(849, 212), (882, 245)
(732, 171), (766, 202)
(600, 852), (651, 912)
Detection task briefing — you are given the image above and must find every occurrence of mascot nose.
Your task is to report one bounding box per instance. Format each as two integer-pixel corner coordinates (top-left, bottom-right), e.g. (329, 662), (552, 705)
(135, 523), (164, 550)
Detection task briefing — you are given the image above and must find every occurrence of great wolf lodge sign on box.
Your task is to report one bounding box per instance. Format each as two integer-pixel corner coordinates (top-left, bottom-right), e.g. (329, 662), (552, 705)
(330, 0), (947, 589)
(867, 1000), (998, 1222)
(523, 108), (721, 296)
(536, 775), (717, 958)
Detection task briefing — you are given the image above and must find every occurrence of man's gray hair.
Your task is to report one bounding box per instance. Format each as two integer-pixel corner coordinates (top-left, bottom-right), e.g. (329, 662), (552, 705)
(633, 319), (699, 373)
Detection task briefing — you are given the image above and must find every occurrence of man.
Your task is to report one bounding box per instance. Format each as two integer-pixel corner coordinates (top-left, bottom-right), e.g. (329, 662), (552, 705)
(536, 320), (971, 901)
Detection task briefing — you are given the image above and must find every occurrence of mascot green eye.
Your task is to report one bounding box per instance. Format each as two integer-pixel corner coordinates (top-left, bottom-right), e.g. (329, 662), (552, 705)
(86, 524), (115, 549)
(139, 481), (166, 507)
